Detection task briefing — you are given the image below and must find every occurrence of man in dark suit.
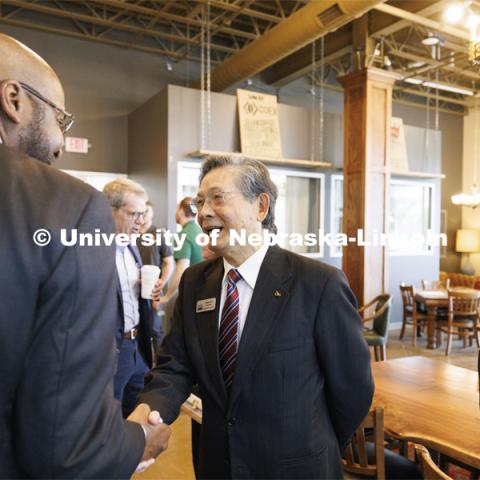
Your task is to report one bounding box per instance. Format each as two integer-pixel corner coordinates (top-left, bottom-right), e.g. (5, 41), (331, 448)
(103, 178), (161, 417)
(0, 33), (170, 478)
(138, 156), (374, 479)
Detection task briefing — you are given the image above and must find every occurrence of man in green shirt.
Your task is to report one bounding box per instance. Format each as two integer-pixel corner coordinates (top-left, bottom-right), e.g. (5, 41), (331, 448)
(156, 197), (203, 306)
(174, 197), (203, 266)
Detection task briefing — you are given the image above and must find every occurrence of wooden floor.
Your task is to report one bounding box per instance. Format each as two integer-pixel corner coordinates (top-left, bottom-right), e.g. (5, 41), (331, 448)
(133, 328), (478, 480)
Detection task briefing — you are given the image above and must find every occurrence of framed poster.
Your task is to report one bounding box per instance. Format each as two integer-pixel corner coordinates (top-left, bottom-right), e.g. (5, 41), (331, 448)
(237, 88), (282, 159)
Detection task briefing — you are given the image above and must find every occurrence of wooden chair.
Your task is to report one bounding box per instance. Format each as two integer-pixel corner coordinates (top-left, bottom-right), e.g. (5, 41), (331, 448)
(399, 284), (428, 346)
(437, 290), (480, 356)
(414, 444), (452, 480)
(343, 408), (385, 480)
(359, 294), (392, 361)
(422, 279), (450, 290)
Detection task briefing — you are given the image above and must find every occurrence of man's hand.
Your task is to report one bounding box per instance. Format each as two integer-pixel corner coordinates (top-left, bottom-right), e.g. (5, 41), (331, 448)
(127, 404), (171, 466)
(153, 295), (169, 311)
(151, 279), (164, 302)
(156, 277), (167, 291)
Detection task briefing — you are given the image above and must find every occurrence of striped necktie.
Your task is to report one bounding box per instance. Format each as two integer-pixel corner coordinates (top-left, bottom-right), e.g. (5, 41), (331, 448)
(219, 269), (242, 390)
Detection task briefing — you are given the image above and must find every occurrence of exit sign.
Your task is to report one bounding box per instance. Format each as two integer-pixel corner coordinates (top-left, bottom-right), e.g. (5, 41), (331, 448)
(65, 137), (89, 154)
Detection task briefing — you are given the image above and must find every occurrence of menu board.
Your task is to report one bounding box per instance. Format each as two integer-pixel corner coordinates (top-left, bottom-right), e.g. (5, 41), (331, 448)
(237, 88), (282, 159)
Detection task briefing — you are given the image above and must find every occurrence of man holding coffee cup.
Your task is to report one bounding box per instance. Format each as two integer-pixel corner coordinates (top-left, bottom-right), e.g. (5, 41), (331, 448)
(103, 178), (162, 417)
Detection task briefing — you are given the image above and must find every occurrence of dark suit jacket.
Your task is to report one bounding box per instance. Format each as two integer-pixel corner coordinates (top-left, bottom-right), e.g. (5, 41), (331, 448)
(0, 145), (144, 478)
(138, 245), (374, 479)
(115, 246), (154, 368)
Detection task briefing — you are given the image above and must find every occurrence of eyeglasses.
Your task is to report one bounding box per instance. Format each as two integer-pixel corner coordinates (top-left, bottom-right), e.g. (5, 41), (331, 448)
(191, 191), (246, 210)
(122, 208), (147, 221)
(19, 81), (75, 133)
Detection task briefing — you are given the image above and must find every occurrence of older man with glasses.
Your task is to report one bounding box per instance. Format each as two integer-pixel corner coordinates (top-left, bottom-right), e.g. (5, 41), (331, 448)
(103, 178), (163, 418)
(138, 156), (373, 480)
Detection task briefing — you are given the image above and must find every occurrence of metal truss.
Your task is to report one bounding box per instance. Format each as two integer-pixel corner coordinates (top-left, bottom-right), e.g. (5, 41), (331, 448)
(0, 0), (308, 64)
(0, 0), (475, 112)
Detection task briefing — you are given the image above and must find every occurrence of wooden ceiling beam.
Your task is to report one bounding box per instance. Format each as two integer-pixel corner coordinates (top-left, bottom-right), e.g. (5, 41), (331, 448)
(265, 0), (441, 86)
(264, 26), (352, 87)
(388, 48), (480, 81)
(373, 3), (470, 41)
(370, 0), (450, 37)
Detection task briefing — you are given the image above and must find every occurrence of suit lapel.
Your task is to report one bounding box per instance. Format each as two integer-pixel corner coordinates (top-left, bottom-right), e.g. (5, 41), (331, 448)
(228, 246), (293, 413)
(195, 258), (228, 406)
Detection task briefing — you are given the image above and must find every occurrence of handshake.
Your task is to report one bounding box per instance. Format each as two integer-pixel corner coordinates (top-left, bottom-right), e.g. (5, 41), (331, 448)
(127, 403), (172, 473)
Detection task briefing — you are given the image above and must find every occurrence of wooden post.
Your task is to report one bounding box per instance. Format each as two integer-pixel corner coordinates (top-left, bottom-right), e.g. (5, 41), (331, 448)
(338, 68), (398, 306)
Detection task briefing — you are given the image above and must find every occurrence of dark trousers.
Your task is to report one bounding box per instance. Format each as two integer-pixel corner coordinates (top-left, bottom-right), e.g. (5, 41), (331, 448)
(113, 338), (149, 418)
(152, 310), (164, 358)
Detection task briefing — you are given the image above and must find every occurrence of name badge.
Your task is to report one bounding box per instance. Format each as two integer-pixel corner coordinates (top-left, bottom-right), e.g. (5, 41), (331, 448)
(196, 298), (216, 313)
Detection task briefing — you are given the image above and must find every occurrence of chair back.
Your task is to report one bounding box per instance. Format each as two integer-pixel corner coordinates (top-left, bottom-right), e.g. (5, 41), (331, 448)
(373, 294), (392, 338)
(422, 279), (449, 290)
(343, 407), (385, 480)
(399, 284), (415, 311)
(448, 290), (480, 320)
(414, 444), (452, 480)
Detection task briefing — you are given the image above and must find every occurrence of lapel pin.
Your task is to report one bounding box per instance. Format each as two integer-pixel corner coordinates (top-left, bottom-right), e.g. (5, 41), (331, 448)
(274, 290), (282, 297)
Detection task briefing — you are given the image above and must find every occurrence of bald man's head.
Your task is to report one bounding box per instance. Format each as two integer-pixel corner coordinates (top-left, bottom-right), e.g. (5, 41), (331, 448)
(0, 34), (68, 164)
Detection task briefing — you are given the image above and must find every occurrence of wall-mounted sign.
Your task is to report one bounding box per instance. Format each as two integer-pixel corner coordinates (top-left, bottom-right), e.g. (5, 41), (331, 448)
(390, 117), (408, 171)
(237, 89), (282, 159)
(65, 136), (89, 154)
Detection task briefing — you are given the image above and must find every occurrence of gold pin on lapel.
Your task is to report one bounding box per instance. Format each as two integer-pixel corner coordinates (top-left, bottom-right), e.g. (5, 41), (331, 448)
(273, 290), (282, 297)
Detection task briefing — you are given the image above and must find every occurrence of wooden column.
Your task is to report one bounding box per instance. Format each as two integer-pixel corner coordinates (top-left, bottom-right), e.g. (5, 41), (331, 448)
(338, 68), (398, 306)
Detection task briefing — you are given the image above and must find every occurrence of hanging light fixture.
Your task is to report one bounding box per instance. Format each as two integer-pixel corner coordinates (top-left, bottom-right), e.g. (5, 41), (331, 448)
(422, 32), (440, 46)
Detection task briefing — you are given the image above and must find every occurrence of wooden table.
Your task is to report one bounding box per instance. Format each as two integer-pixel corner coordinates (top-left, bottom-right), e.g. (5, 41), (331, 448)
(372, 356), (480, 470)
(415, 287), (478, 349)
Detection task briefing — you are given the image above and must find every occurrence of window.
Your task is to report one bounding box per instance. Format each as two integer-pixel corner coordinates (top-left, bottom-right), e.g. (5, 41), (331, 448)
(177, 161), (201, 201)
(330, 174), (344, 257)
(328, 176), (435, 257)
(177, 161), (325, 257)
(269, 168), (324, 257)
(389, 180), (434, 255)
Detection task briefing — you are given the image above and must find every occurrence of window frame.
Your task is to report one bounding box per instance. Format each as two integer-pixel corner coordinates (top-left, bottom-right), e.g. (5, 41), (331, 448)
(329, 173), (344, 258)
(267, 166), (325, 258)
(177, 161), (325, 258)
(388, 178), (436, 257)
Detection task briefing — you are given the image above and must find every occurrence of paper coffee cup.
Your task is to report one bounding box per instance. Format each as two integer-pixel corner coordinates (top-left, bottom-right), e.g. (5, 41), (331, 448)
(141, 265), (160, 299)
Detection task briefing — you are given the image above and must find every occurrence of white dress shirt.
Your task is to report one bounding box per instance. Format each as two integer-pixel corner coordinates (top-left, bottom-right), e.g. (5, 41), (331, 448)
(116, 245), (140, 332)
(218, 244), (269, 341)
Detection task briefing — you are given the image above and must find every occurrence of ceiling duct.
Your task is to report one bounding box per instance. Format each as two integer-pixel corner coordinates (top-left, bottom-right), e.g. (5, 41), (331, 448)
(200, 0), (387, 92)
